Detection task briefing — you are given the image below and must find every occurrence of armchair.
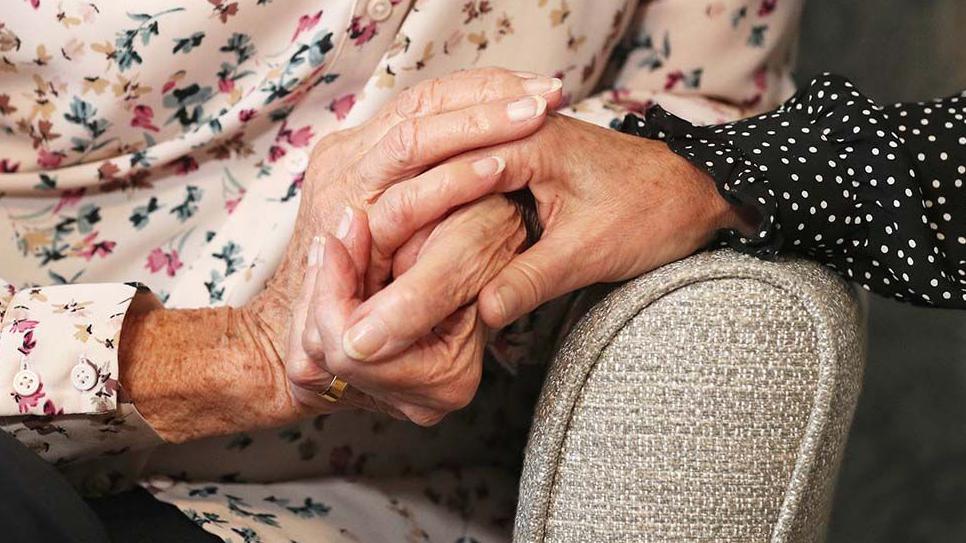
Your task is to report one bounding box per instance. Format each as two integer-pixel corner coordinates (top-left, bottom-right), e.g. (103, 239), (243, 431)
(513, 249), (866, 542)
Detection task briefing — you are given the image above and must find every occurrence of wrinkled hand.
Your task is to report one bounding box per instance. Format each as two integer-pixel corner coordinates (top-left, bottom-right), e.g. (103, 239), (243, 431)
(296, 196), (525, 425)
(244, 68), (561, 415)
(341, 113), (750, 364)
(267, 68), (561, 307)
(473, 113), (752, 327)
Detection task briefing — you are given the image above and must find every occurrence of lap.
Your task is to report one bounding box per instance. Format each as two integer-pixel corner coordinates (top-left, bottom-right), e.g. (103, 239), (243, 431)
(0, 429), (215, 543)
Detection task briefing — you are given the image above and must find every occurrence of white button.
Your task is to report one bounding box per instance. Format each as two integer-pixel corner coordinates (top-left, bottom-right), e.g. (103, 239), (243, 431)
(13, 370), (40, 396)
(284, 149), (309, 174)
(70, 361), (99, 391)
(367, 0), (392, 21)
(147, 474), (175, 490)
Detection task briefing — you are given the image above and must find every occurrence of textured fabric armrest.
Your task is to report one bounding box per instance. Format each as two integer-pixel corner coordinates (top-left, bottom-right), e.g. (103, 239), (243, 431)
(514, 249), (866, 542)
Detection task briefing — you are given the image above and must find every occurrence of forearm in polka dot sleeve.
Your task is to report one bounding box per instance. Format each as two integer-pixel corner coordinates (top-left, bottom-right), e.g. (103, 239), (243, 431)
(620, 73), (966, 308)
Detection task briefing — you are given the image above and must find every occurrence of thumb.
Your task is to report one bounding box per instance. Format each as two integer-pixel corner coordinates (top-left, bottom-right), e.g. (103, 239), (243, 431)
(478, 234), (589, 329)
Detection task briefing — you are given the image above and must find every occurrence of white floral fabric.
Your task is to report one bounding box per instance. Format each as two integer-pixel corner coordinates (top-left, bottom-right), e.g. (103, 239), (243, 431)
(0, 1), (803, 541)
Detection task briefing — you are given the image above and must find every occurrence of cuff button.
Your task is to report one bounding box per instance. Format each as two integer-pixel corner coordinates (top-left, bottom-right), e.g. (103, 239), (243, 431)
(13, 370), (40, 396)
(70, 361), (99, 392)
(367, 0), (392, 21)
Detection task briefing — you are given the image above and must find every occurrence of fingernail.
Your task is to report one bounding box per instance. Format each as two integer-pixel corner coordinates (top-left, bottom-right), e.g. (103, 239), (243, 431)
(343, 319), (388, 360)
(336, 206), (352, 240)
(471, 156), (506, 177)
(512, 71), (538, 79)
(522, 77), (562, 95)
(307, 236), (324, 266)
(507, 95), (547, 122)
(494, 285), (516, 321)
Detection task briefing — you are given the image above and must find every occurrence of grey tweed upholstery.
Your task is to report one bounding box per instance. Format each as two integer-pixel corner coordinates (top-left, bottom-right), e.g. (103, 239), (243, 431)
(514, 249), (866, 542)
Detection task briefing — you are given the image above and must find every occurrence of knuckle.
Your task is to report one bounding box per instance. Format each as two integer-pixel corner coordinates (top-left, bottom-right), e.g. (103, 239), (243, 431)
(324, 355), (355, 382)
(477, 70), (516, 99)
(300, 328), (324, 360)
(479, 65), (511, 77)
(461, 109), (492, 137)
(393, 85), (425, 119)
(382, 119), (419, 166)
(285, 357), (317, 388)
(438, 382), (474, 412)
(404, 406), (445, 427)
(382, 185), (418, 229)
(393, 285), (423, 315)
(394, 78), (441, 118)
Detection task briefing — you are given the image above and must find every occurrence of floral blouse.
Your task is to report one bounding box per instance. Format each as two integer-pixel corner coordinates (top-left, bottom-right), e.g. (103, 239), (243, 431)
(0, 1), (803, 541)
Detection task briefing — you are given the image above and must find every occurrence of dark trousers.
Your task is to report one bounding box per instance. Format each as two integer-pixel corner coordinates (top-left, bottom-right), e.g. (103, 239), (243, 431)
(0, 430), (218, 542)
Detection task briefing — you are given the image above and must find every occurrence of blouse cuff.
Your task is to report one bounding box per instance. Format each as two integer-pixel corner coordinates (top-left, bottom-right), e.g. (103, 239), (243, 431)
(619, 106), (783, 258)
(0, 283), (147, 416)
(618, 74), (889, 264)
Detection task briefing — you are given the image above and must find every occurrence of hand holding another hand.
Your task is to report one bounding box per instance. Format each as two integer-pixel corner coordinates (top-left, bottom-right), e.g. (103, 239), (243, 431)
(291, 196), (525, 426)
(261, 68), (553, 424)
(341, 113), (755, 370)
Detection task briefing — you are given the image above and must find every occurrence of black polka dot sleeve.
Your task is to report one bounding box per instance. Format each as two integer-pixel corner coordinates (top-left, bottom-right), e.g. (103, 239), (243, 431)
(619, 73), (966, 308)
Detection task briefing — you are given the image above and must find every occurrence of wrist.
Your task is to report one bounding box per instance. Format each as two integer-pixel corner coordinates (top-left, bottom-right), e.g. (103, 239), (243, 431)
(650, 138), (759, 240)
(119, 304), (298, 443)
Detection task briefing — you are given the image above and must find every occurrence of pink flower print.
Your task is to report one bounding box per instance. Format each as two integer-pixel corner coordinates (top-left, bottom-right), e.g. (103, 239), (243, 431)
(225, 191), (245, 214)
(53, 188), (85, 214)
(145, 248), (183, 277)
(349, 17), (377, 46)
(25, 0), (40, 9)
(18, 330), (36, 356)
(758, 0), (778, 16)
(610, 88), (655, 116)
(218, 77), (235, 94)
(0, 158), (19, 173)
(664, 71), (685, 91)
(268, 145), (286, 163)
(329, 94), (356, 121)
(76, 233), (116, 261)
(16, 383), (45, 414)
(10, 319), (39, 333)
(42, 399), (63, 417)
(754, 66), (768, 91)
(285, 125), (314, 147)
(37, 148), (65, 169)
(131, 105), (160, 132)
(238, 109), (256, 122)
(292, 10), (323, 42)
(145, 248), (166, 273)
(101, 378), (119, 397)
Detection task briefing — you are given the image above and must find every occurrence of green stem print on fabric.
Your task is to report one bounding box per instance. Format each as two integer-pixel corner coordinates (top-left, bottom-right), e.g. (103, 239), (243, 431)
(116, 8), (186, 72)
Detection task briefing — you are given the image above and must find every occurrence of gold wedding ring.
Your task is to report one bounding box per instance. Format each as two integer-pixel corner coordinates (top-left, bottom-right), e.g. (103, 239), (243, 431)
(319, 375), (349, 403)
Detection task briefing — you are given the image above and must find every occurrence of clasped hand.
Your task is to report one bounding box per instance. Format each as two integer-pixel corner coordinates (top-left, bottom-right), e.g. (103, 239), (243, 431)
(262, 68), (750, 428)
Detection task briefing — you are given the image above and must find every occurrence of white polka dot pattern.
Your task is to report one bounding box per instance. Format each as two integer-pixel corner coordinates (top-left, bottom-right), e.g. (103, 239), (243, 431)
(620, 74), (966, 308)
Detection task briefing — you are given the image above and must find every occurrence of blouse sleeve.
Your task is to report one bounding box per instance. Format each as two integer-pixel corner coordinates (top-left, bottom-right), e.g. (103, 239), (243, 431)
(563, 0), (803, 128)
(0, 278), (161, 464)
(619, 73), (966, 308)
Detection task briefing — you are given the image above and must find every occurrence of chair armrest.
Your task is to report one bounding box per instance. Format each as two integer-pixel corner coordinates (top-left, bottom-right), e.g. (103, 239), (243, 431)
(514, 249), (866, 542)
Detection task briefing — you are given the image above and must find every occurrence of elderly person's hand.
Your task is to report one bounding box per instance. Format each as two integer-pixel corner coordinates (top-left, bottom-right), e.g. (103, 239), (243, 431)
(335, 113), (752, 363)
(475, 114), (754, 328)
(293, 195), (525, 425)
(264, 67), (561, 304)
(123, 69), (562, 442)
(252, 68), (561, 417)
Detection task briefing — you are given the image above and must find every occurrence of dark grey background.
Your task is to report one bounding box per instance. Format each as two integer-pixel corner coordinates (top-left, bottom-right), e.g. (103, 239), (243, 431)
(794, 1), (966, 541)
